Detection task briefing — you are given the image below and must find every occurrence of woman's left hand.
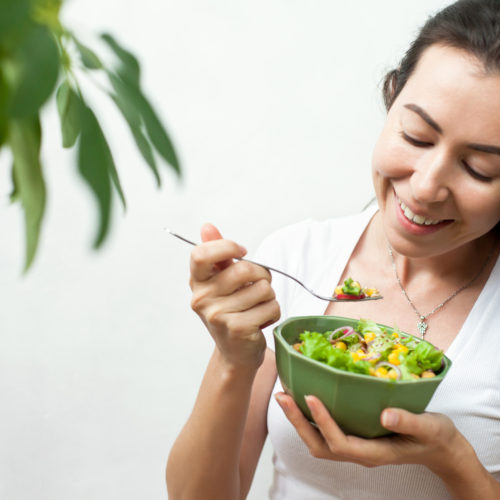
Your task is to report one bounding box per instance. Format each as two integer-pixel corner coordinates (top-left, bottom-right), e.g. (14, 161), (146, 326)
(275, 392), (465, 473)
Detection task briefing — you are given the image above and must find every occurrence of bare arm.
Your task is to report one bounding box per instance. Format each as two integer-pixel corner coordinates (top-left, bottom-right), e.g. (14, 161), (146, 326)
(432, 437), (500, 500)
(239, 349), (277, 499)
(166, 348), (276, 500)
(166, 224), (280, 500)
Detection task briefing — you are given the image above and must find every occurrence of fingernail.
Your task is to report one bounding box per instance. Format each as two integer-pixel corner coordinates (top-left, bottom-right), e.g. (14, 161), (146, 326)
(304, 395), (314, 409)
(275, 393), (287, 409)
(382, 410), (399, 428)
(238, 245), (247, 255)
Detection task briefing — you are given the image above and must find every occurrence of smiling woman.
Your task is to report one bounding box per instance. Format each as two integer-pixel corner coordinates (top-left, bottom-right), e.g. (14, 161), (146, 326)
(167, 1), (500, 499)
(373, 44), (500, 259)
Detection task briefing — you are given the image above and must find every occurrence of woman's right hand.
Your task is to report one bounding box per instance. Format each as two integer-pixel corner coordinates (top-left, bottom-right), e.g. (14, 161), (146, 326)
(189, 223), (281, 370)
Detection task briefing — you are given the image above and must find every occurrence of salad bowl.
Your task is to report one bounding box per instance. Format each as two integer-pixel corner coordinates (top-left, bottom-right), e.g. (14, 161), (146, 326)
(273, 315), (452, 438)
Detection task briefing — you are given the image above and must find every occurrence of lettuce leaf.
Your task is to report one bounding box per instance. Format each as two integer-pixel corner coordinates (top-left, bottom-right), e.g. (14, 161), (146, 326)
(299, 331), (370, 375)
(402, 340), (443, 375)
(356, 318), (384, 336)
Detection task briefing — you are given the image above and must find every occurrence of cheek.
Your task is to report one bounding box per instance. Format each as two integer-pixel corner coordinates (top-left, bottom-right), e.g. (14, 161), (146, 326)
(372, 131), (411, 182)
(458, 188), (500, 232)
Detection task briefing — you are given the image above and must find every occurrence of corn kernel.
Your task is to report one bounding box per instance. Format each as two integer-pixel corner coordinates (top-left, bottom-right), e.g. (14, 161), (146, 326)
(334, 286), (343, 295)
(394, 344), (408, 354)
(364, 288), (379, 297)
(375, 367), (388, 378)
(364, 332), (376, 342)
(351, 349), (366, 362)
(388, 369), (399, 380)
(369, 367), (376, 376)
(388, 351), (401, 365)
(392, 332), (399, 338)
(410, 373), (420, 380)
(421, 370), (436, 378)
(336, 341), (347, 351)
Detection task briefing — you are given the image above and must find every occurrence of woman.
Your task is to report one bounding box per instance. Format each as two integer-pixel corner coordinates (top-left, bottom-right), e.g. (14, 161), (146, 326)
(167, 0), (500, 498)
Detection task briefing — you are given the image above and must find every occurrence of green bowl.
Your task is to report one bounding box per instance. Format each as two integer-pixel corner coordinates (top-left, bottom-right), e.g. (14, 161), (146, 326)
(273, 315), (452, 438)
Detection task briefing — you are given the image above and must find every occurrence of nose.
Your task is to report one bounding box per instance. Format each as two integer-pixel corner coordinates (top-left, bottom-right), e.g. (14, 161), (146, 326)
(409, 150), (451, 204)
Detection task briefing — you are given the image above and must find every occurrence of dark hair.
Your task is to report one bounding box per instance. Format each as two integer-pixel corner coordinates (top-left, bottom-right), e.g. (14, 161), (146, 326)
(383, 0), (500, 110)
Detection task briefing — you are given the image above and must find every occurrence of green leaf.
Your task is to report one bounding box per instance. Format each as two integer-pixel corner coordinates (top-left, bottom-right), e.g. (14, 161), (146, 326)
(56, 80), (81, 148)
(8, 116), (46, 271)
(101, 33), (140, 86)
(73, 36), (102, 70)
(78, 100), (126, 248)
(0, 0), (30, 44)
(101, 33), (180, 177)
(110, 91), (160, 186)
(0, 70), (9, 148)
(78, 102), (112, 248)
(108, 75), (161, 185)
(9, 161), (19, 203)
(7, 24), (60, 118)
(108, 72), (180, 175)
(137, 90), (181, 175)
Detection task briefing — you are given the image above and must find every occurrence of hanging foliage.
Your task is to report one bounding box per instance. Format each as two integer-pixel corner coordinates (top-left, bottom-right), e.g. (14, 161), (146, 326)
(1, 0), (181, 270)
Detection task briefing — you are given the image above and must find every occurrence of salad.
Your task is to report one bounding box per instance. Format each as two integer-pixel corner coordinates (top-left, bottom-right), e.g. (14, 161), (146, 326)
(293, 319), (444, 381)
(334, 278), (380, 300)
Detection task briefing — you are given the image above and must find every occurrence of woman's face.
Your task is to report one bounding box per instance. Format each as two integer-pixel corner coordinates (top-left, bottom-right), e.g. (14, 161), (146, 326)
(372, 45), (500, 258)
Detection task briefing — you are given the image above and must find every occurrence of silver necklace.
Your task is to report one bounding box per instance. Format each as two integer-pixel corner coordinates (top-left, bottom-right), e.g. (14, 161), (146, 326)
(388, 243), (495, 338)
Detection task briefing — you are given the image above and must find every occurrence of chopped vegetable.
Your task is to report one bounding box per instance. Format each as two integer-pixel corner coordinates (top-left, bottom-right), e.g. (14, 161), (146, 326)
(333, 278), (381, 300)
(295, 320), (444, 381)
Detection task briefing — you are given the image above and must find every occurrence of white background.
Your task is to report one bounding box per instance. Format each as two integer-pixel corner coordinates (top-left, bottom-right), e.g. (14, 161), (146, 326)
(0, 1), (451, 498)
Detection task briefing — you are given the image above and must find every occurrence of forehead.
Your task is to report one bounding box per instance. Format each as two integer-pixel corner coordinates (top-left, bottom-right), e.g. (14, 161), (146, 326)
(392, 45), (500, 139)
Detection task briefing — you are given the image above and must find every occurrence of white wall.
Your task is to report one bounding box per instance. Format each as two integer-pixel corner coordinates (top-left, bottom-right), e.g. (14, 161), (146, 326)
(0, 1), (451, 498)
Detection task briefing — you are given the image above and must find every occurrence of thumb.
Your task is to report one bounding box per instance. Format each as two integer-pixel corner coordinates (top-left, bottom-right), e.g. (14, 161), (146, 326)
(381, 408), (441, 439)
(201, 223), (223, 243)
(200, 223), (239, 271)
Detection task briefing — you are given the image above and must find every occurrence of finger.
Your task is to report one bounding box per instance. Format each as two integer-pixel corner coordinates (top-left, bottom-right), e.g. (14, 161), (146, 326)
(306, 395), (388, 466)
(200, 281), (276, 329)
(200, 223), (245, 271)
(275, 393), (329, 459)
(225, 298), (281, 335)
(381, 408), (444, 441)
(207, 260), (272, 297)
(217, 278), (276, 313)
(200, 223), (223, 243)
(305, 395), (348, 445)
(190, 239), (247, 282)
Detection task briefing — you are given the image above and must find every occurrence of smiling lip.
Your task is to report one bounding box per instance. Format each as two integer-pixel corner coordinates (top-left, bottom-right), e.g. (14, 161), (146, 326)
(394, 193), (453, 235)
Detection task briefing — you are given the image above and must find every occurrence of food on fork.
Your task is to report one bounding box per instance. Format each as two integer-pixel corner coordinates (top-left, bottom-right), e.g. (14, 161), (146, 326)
(334, 277), (381, 300)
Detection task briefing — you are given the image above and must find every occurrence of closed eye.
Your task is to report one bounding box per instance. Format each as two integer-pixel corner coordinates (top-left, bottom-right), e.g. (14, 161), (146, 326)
(462, 161), (492, 183)
(400, 131), (433, 147)
(400, 131), (493, 182)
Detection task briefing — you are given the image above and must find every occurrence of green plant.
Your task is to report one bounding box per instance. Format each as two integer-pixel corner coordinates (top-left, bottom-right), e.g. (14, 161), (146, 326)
(1, 0), (181, 270)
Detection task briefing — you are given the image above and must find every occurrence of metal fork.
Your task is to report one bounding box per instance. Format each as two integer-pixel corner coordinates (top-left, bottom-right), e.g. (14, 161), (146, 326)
(167, 230), (383, 303)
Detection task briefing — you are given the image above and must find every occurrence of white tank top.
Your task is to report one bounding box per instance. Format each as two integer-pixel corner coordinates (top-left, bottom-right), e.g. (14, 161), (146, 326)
(255, 208), (500, 499)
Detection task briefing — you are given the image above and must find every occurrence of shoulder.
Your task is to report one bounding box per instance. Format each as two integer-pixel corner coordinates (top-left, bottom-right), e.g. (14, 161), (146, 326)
(254, 209), (376, 264)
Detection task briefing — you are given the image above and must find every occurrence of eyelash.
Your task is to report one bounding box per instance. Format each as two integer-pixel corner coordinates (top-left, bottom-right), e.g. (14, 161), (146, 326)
(399, 131), (493, 183)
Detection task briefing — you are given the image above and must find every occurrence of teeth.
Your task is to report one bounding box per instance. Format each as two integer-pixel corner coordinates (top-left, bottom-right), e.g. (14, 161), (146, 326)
(398, 199), (442, 226)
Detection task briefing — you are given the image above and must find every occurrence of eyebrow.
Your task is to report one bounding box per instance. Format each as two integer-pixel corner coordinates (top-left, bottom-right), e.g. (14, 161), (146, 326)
(404, 103), (500, 156)
(404, 103), (443, 133)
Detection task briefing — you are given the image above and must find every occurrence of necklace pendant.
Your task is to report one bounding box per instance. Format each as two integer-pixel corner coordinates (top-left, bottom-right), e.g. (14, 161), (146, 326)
(417, 319), (428, 337)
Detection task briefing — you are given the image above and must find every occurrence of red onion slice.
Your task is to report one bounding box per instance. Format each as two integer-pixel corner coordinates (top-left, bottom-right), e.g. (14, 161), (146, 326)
(327, 326), (354, 342)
